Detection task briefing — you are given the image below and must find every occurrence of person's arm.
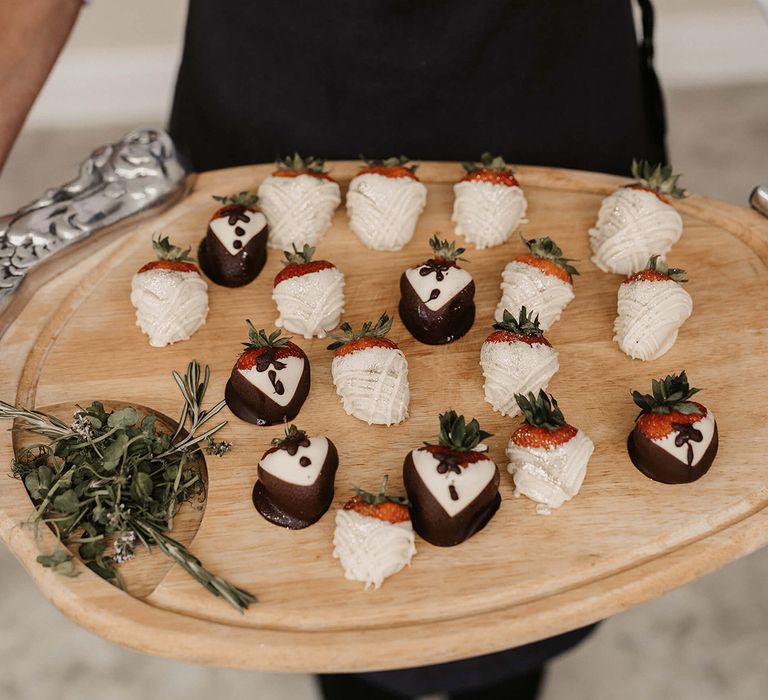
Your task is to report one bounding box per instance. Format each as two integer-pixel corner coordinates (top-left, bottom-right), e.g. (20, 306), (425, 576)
(0, 0), (82, 173)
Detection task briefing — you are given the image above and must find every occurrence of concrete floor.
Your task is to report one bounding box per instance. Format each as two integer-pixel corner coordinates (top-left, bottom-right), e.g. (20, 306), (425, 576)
(1, 83), (767, 699)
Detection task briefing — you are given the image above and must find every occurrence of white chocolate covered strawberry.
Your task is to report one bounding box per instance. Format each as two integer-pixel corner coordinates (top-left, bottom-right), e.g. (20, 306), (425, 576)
(506, 390), (594, 513)
(346, 156), (427, 251)
(452, 153), (528, 250)
(272, 244), (345, 339)
(613, 255), (692, 361)
(590, 160), (687, 275)
(257, 154), (341, 250)
(496, 236), (578, 331)
(333, 477), (416, 590)
(130, 235), (208, 347)
(480, 307), (559, 417)
(328, 313), (409, 426)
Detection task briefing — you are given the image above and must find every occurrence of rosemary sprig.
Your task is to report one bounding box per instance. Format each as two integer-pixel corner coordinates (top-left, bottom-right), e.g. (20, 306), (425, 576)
(0, 360), (256, 613)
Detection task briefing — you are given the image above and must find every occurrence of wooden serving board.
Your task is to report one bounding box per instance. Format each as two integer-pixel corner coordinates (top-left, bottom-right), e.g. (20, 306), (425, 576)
(2, 162), (768, 672)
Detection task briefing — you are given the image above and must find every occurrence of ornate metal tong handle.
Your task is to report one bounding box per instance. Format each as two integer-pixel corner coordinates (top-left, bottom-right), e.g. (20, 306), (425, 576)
(0, 128), (191, 308)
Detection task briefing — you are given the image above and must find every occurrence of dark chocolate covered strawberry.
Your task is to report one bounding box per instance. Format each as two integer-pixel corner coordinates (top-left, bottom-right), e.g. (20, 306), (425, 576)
(403, 410), (500, 547)
(253, 423), (338, 529)
(225, 322), (310, 426)
(628, 371), (718, 484)
(198, 191), (268, 287)
(272, 244), (345, 339)
(398, 236), (475, 345)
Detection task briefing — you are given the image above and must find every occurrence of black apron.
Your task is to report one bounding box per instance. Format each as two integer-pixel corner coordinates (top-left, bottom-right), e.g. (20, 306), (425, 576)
(170, 0), (666, 176)
(169, 0), (664, 693)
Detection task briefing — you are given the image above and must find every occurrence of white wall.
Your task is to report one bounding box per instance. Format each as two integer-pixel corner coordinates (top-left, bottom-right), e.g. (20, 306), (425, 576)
(21, 0), (768, 129)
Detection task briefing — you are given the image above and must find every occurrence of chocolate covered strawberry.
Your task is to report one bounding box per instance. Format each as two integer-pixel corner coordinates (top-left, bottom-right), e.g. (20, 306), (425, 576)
(403, 411), (500, 547)
(333, 476), (416, 590)
(198, 191), (268, 287)
(225, 323), (310, 426)
(614, 255), (692, 361)
(452, 152), (528, 249)
(480, 307), (559, 417)
(399, 236), (475, 345)
(506, 390), (594, 513)
(590, 159), (687, 275)
(253, 423), (339, 529)
(327, 313), (410, 425)
(346, 155), (427, 251)
(628, 371), (718, 484)
(130, 235), (208, 347)
(257, 153), (341, 251)
(496, 235), (578, 331)
(272, 243), (345, 339)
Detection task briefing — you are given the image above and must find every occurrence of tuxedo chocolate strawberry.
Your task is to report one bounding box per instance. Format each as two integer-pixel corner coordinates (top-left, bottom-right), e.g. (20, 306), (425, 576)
(506, 390), (594, 513)
(258, 153), (341, 251)
(333, 476), (416, 589)
(590, 159), (687, 275)
(452, 152), (528, 249)
(327, 313), (410, 425)
(272, 243), (345, 339)
(346, 155), (427, 251)
(614, 255), (692, 361)
(398, 236), (475, 345)
(628, 371), (718, 484)
(403, 410), (500, 547)
(225, 323), (310, 426)
(130, 235), (208, 347)
(496, 235), (578, 331)
(253, 423), (338, 529)
(198, 191), (268, 287)
(480, 307), (559, 417)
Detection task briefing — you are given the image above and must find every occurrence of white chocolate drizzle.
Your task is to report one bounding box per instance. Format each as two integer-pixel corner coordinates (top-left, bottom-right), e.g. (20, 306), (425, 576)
(452, 180), (528, 249)
(613, 279), (692, 360)
(130, 268), (208, 348)
(495, 261), (574, 331)
(346, 173), (427, 251)
(590, 188), (683, 275)
(480, 340), (559, 417)
(273, 267), (345, 338)
(257, 174), (341, 250)
(333, 509), (416, 590)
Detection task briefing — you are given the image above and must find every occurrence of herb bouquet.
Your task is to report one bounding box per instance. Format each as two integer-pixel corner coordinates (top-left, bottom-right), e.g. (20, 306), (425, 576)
(0, 361), (255, 612)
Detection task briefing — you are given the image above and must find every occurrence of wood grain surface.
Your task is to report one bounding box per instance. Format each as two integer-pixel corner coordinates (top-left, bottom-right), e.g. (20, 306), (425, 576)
(1, 162), (768, 671)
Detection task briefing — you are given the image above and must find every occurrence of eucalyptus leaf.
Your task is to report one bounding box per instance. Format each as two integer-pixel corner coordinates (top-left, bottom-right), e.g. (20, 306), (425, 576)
(53, 489), (80, 514)
(107, 407), (139, 429)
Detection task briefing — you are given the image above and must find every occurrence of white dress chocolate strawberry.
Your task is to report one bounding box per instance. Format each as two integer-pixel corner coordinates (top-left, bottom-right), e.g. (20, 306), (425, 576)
(272, 244), (345, 339)
(480, 307), (559, 417)
(346, 156), (427, 251)
(403, 411), (500, 547)
(613, 255), (692, 361)
(590, 160), (687, 276)
(328, 313), (409, 426)
(257, 154), (341, 250)
(452, 153), (528, 250)
(496, 236), (578, 331)
(505, 390), (594, 513)
(628, 372), (718, 484)
(333, 477), (416, 590)
(130, 235), (209, 348)
(225, 324), (310, 426)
